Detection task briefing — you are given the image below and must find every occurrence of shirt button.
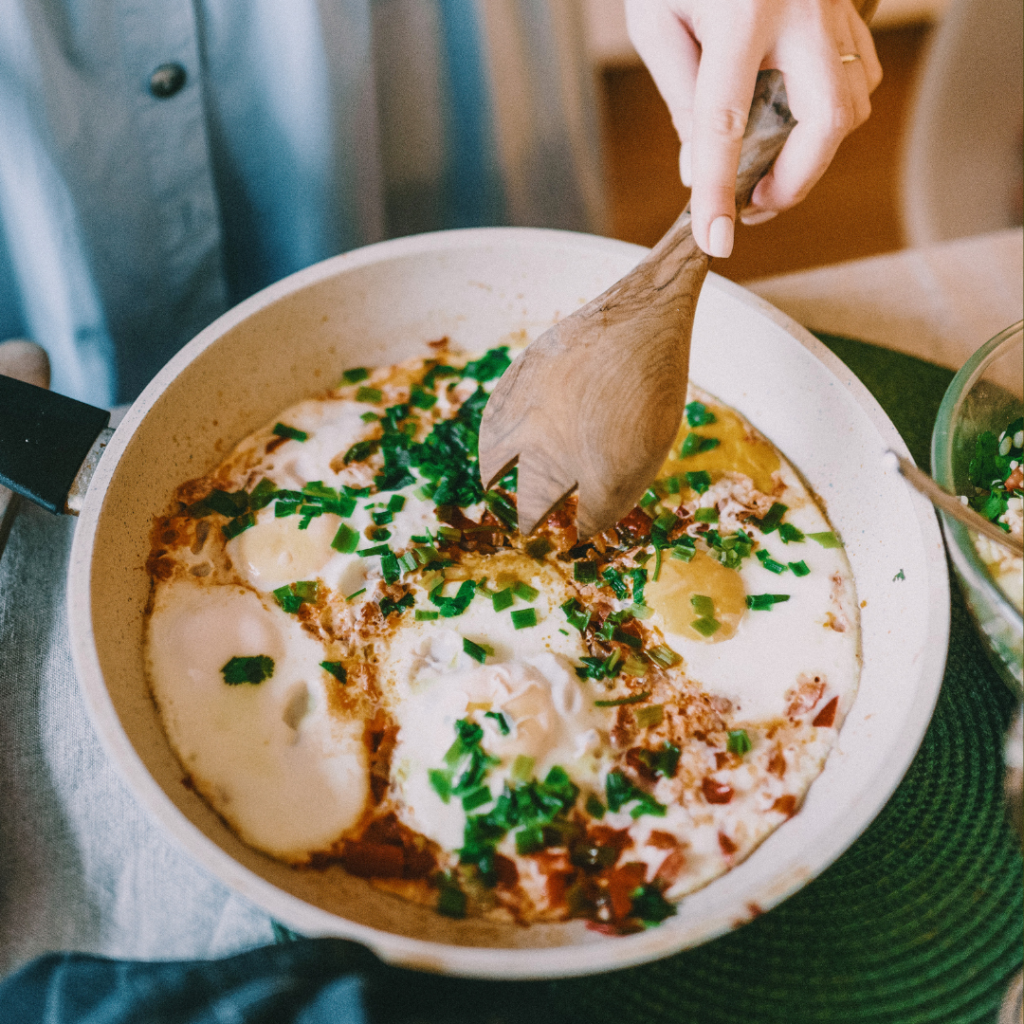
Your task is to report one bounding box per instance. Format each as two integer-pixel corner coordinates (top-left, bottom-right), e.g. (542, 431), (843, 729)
(149, 63), (187, 99)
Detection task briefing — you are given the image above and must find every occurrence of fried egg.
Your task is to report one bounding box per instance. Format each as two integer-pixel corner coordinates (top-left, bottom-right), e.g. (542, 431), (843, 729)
(144, 342), (860, 931)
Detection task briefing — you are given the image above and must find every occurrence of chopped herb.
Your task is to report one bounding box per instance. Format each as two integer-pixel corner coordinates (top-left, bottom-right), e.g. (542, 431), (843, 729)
(752, 502), (788, 534)
(421, 363), (458, 390)
(621, 653), (648, 677)
(356, 543), (391, 557)
(746, 593), (791, 610)
(249, 478), (278, 510)
(343, 484), (372, 498)
(524, 536), (552, 559)
(484, 711), (511, 736)
(727, 729), (752, 755)
(409, 383), (438, 409)
(779, 522), (805, 544)
(436, 874), (466, 918)
(631, 883), (677, 924)
(346, 588), (366, 601)
(510, 755), (535, 784)
(343, 439), (380, 464)
(360, 412), (379, 423)
(647, 644), (682, 668)
(462, 787), (493, 812)
(462, 346), (511, 382)
(355, 386), (383, 403)
(274, 501), (300, 518)
(320, 661), (348, 683)
(681, 432), (721, 457)
(492, 588), (514, 612)
(331, 523), (359, 553)
(574, 561), (598, 584)
(686, 471), (711, 495)
(222, 512), (256, 540)
(605, 770), (666, 817)
(662, 475), (681, 494)
(707, 528), (754, 570)
(807, 531), (843, 548)
(691, 617), (721, 637)
(629, 603), (654, 620)
(272, 422), (308, 442)
(379, 593), (415, 618)
(415, 609), (439, 621)
(585, 793), (606, 819)
(561, 598), (592, 632)
(575, 651), (623, 681)
(430, 579), (477, 617)
(630, 568), (648, 604)
(484, 490), (518, 529)
(789, 560), (810, 577)
(273, 581), (319, 614)
(693, 507), (719, 523)
(756, 549), (788, 574)
(640, 488), (660, 508)
(512, 580), (539, 602)
(635, 704), (665, 728)
(685, 401), (716, 427)
(602, 567), (629, 600)
(371, 509), (394, 525)
(221, 655), (274, 685)
(463, 637), (489, 663)
(636, 742), (680, 778)
(670, 540), (696, 562)
(429, 769), (453, 803)
(511, 608), (538, 630)
(594, 690), (650, 707)
(203, 488), (249, 518)
(341, 367), (369, 384)
(690, 594), (715, 618)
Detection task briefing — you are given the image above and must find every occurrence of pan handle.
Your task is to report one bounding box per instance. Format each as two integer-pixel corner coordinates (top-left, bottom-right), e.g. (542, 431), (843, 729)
(0, 375), (112, 515)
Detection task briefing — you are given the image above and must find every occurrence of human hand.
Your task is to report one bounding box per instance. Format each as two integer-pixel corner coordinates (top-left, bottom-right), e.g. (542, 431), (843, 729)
(625, 0), (882, 257)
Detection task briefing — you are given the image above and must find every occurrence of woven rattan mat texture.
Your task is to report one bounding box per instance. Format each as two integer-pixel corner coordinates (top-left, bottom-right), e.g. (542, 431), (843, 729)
(278, 335), (1024, 1024)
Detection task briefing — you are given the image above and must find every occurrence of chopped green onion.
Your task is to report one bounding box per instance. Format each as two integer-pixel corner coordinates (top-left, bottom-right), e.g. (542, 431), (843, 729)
(647, 644), (682, 668)
(484, 711), (510, 736)
(341, 367), (369, 384)
(463, 637), (489, 663)
(681, 432), (720, 457)
(691, 617), (721, 637)
(248, 478), (278, 510)
(690, 594), (715, 618)
(272, 423), (308, 442)
(380, 552), (401, 584)
(621, 654), (648, 677)
(807, 530), (842, 548)
(356, 385), (383, 403)
(629, 603), (654, 620)
(397, 552), (419, 574)
(671, 542), (696, 562)
(221, 655), (274, 685)
(343, 484), (372, 497)
(511, 608), (538, 630)
(640, 488), (660, 508)
(512, 580), (539, 602)
(601, 567), (629, 600)
(585, 793), (606, 819)
(379, 593), (415, 618)
(662, 475), (681, 494)
(594, 690), (650, 707)
(484, 490), (518, 529)
(686, 471), (712, 495)
(371, 509), (394, 526)
(753, 503), (789, 534)
(789, 560), (810, 577)
(756, 549), (788, 574)
(346, 588), (366, 601)
(222, 512), (256, 540)
(437, 525), (462, 541)
(320, 661), (348, 683)
(462, 787), (493, 812)
(429, 768), (452, 803)
(779, 523), (805, 544)
(746, 593), (791, 610)
(631, 883), (677, 924)
(436, 875), (466, 918)
(415, 609), (439, 621)
(359, 411), (379, 423)
(492, 588), (514, 612)
(635, 704), (665, 728)
(685, 401), (716, 427)
(510, 754), (535, 784)
(274, 501), (300, 518)
(356, 543), (391, 557)
(560, 598), (592, 632)
(330, 523), (359, 553)
(727, 729), (752, 755)
(343, 439), (379, 464)
(574, 561), (598, 583)
(693, 507), (719, 523)
(387, 494), (406, 512)
(409, 383), (437, 409)
(524, 536), (553, 559)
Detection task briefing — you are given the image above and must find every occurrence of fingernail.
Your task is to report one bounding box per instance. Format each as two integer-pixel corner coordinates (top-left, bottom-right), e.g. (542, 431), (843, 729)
(707, 216), (734, 258)
(739, 209), (778, 226)
(679, 141), (692, 187)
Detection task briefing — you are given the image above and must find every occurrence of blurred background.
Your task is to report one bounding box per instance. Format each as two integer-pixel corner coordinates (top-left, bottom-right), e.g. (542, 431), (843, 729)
(583, 0), (1023, 282)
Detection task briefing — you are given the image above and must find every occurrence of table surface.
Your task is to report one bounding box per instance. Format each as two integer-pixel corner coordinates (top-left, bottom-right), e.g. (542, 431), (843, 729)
(1, 231), (1022, 1020)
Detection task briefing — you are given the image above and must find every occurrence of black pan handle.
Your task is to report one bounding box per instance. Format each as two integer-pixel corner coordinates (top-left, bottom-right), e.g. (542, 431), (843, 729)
(0, 375), (111, 515)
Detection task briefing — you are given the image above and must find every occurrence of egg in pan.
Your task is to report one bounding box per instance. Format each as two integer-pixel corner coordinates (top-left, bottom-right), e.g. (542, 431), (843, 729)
(145, 341), (859, 932)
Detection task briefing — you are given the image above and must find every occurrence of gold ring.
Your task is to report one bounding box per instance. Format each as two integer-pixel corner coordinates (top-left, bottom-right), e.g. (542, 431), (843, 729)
(840, 52), (862, 63)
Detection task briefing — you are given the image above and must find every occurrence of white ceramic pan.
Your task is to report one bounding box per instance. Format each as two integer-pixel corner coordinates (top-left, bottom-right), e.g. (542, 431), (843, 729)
(0, 228), (950, 979)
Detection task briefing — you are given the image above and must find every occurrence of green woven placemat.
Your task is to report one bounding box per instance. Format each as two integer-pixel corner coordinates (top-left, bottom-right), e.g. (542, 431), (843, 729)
(279, 336), (1024, 1023)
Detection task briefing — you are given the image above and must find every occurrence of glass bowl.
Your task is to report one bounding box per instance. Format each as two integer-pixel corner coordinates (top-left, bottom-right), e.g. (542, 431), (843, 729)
(932, 321), (1023, 697)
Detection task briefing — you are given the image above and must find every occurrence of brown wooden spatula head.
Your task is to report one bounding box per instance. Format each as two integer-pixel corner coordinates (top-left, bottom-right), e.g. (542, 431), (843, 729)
(479, 69), (796, 539)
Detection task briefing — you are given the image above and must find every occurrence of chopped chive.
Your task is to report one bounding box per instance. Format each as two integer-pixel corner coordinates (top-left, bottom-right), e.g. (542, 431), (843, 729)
(807, 531), (842, 548)
(359, 411), (379, 423)
(249, 478), (278, 510)
(685, 401), (716, 427)
(484, 711), (510, 736)
(647, 644), (682, 668)
(512, 580), (539, 602)
(653, 510), (679, 533)
(387, 494), (406, 512)
(671, 541), (696, 562)
(274, 501), (300, 518)
(789, 560), (810, 576)
(685, 471), (711, 495)
(756, 549), (788, 574)
(753, 502), (788, 534)
(635, 704), (665, 728)
(272, 423), (308, 442)
(511, 608), (538, 630)
(662, 475), (681, 494)
(346, 588), (366, 601)
(222, 512), (256, 540)
(436, 875), (466, 919)
(621, 653), (648, 677)
(681, 432), (720, 457)
(343, 485), (372, 498)
(356, 544), (391, 557)
(380, 551), (400, 584)
(510, 754), (535, 784)
(341, 367), (369, 384)
(463, 637), (488, 663)
(690, 594), (715, 618)
(561, 598), (592, 632)
(461, 787), (492, 812)
(371, 509), (394, 526)
(629, 603), (654, 620)
(397, 552), (419, 574)
(409, 383), (438, 409)
(779, 523), (805, 544)
(429, 769), (452, 803)
(574, 561), (598, 583)
(727, 729), (752, 755)
(356, 386), (383, 403)
(320, 661), (348, 683)
(343, 439), (379, 465)
(331, 523), (359, 553)
(437, 525), (462, 541)
(221, 655), (274, 685)
(694, 507), (719, 523)
(585, 793), (606, 819)
(640, 488), (660, 508)
(492, 588), (514, 612)
(691, 617), (721, 637)
(415, 609), (439, 620)
(484, 490), (518, 529)
(524, 536), (553, 559)
(594, 690), (650, 707)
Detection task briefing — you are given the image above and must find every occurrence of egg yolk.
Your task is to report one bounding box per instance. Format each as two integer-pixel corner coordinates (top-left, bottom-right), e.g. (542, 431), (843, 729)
(645, 549), (746, 643)
(661, 402), (780, 495)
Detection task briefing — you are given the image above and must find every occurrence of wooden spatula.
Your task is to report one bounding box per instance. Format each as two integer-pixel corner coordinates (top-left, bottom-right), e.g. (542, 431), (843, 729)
(478, 69), (796, 539)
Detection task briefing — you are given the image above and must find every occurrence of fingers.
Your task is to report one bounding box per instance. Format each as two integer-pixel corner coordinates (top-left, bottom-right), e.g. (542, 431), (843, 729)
(847, 2), (883, 92)
(687, 20), (765, 256)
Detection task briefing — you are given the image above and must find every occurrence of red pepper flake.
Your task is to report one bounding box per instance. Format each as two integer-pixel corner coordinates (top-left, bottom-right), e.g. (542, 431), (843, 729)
(607, 862), (647, 921)
(718, 831), (738, 856)
(647, 830), (679, 850)
(772, 794), (798, 817)
(341, 840), (405, 878)
(702, 777), (734, 804)
(812, 696), (839, 728)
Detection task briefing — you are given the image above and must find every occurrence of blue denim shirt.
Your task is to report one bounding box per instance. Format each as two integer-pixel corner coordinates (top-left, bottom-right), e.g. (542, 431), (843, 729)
(0, 0), (601, 406)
